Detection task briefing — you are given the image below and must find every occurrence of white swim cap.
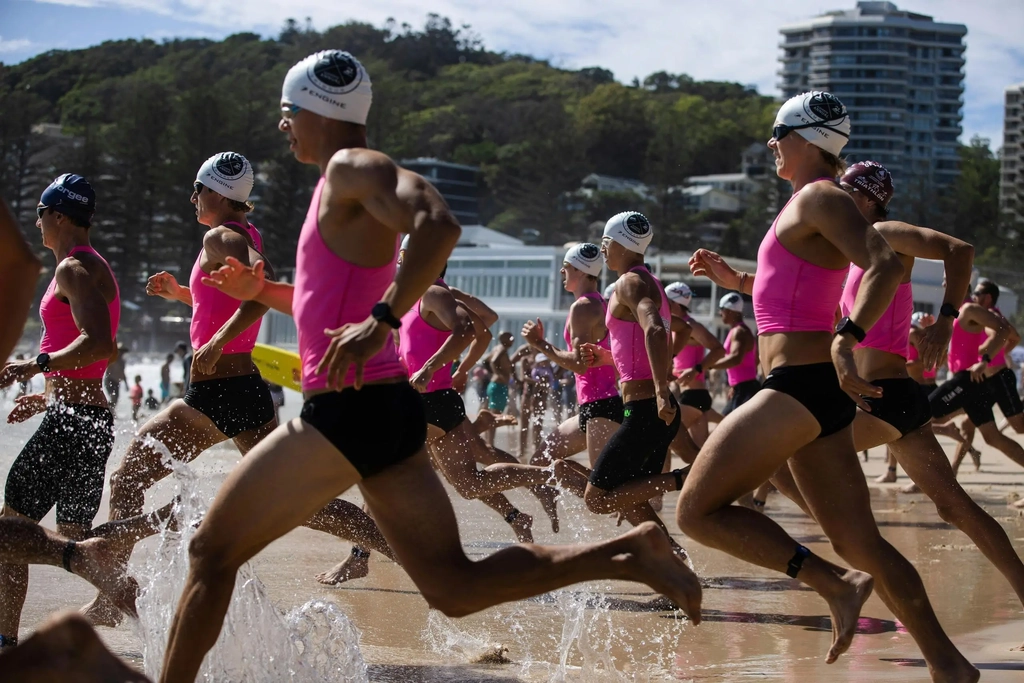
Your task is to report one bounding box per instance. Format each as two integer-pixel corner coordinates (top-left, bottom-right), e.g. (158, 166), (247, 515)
(719, 292), (744, 312)
(400, 233), (411, 252)
(603, 211), (653, 254)
(282, 50), (372, 125)
(775, 91), (851, 157)
(536, 354), (548, 363)
(196, 152), (253, 203)
(563, 243), (603, 277)
(665, 282), (693, 308)
(603, 282), (616, 300)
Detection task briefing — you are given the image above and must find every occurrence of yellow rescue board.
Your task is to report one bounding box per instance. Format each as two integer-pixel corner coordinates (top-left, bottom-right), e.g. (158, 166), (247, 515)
(252, 343), (302, 392)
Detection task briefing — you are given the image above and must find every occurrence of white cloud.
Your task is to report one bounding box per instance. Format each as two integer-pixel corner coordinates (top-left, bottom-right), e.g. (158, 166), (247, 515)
(0, 36), (35, 53)
(23, 0), (1024, 145)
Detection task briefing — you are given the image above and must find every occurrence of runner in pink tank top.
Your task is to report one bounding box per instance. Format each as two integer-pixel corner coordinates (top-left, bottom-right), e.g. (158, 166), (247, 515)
(1, 174), (122, 643)
(835, 161), (1024, 614)
(521, 243), (625, 524)
(156, 55), (699, 679)
(96, 154), (282, 627)
(680, 93), (977, 680)
(664, 281), (725, 449)
(560, 213), (690, 548)
(715, 292), (759, 416)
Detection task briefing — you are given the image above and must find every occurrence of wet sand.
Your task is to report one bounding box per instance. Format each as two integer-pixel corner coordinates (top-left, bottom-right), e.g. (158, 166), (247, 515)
(4, 382), (1024, 681)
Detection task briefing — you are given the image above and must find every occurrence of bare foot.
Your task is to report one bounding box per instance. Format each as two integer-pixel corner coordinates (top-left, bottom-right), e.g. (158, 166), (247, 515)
(508, 511), (534, 543)
(492, 413), (518, 427)
(73, 537), (138, 620)
(823, 570), (874, 664)
(926, 656), (980, 683)
(1010, 497), (1024, 510)
(80, 593), (124, 628)
(532, 484), (560, 533)
(621, 522), (702, 624)
(315, 553), (370, 586)
(899, 482), (921, 494)
(968, 447), (981, 472)
(874, 469), (897, 484)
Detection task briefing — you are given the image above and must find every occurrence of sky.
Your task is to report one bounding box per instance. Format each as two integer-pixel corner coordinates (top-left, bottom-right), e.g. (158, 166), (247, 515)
(2, 0), (1022, 148)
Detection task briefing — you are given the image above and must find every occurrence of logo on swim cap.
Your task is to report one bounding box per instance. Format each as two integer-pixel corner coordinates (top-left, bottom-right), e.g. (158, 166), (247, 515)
(310, 51), (363, 94)
(579, 243), (600, 260)
(214, 153), (247, 180)
(804, 91), (847, 124)
(720, 292), (744, 312)
(625, 213), (651, 237)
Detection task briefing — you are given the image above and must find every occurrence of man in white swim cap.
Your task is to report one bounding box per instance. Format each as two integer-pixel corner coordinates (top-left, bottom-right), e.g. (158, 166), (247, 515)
(771, 91), (851, 178)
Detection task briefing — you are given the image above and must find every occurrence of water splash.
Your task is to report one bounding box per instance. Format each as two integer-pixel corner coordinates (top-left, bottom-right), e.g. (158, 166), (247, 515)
(130, 437), (367, 682)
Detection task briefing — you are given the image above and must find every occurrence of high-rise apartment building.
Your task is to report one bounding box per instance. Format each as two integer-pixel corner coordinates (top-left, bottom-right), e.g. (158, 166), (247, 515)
(779, 1), (966, 190)
(1001, 83), (1024, 228)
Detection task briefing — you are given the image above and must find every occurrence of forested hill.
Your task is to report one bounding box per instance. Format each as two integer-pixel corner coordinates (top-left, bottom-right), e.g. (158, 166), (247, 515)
(0, 16), (775, 290)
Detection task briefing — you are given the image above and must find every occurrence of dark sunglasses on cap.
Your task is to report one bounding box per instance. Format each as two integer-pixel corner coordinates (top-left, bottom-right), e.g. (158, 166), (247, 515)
(773, 122), (850, 142)
(280, 103), (302, 120)
(36, 205), (50, 219)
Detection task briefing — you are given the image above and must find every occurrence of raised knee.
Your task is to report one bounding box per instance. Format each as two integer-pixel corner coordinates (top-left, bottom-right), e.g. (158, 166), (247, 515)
(187, 531), (240, 578)
(675, 491), (710, 540)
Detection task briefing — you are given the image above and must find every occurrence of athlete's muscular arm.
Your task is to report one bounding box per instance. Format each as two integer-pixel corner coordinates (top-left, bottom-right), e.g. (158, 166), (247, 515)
(618, 272), (675, 423)
(509, 344), (533, 364)
(677, 320), (725, 385)
(0, 199), (43, 361)
(689, 249), (753, 295)
(960, 303), (1010, 366)
(875, 221), (973, 370)
(803, 186), (902, 407)
(670, 313), (693, 357)
(522, 301), (599, 375)
(708, 326), (749, 371)
(450, 287), (499, 328)
(409, 286), (474, 392)
(193, 232), (274, 374)
(454, 304), (492, 389)
(0, 258), (116, 387)
(200, 259), (293, 316)
(317, 151), (460, 388)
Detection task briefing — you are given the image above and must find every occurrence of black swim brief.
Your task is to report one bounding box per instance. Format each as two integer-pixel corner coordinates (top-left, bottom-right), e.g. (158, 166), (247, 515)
(300, 382), (427, 478)
(723, 380), (761, 416)
(578, 395), (624, 433)
(183, 373), (275, 438)
(678, 389), (712, 413)
(928, 371), (994, 426)
(984, 367), (1024, 420)
(421, 388), (467, 433)
(862, 377), (932, 437)
(589, 396), (680, 491)
(761, 363), (855, 439)
(5, 403), (114, 525)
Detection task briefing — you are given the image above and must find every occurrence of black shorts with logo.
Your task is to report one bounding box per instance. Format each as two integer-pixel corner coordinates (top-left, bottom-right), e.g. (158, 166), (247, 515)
(590, 396), (680, 491)
(929, 371), (994, 426)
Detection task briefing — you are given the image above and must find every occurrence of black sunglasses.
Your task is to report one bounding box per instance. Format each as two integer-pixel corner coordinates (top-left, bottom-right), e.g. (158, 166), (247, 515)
(36, 206), (50, 219)
(773, 122), (850, 142)
(193, 181), (205, 195)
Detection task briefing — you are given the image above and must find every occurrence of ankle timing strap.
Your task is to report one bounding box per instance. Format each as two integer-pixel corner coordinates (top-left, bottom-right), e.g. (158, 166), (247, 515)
(351, 547), (370, 559)
(504, 509), (521, 524)
(0, 634), (18, 648)
(786, 545), (810, 578)
(672, 469), (685, 491)
(753, 498), (766, 508)
(62, 540), (76, 573)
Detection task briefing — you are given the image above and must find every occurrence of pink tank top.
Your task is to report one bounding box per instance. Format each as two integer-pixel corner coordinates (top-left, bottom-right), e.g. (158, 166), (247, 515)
(840, 264), (912, 358)
(188, 224), (265, 354)
(725, 322), (758, 386)
(606, 267), (672, 383)
(672, 315), (706, 380)
(293, 178), (406, 392)
(564, 292), (618, 405)
(39, 246), (120, 380)
(947, 317), (985, 374)
(906, 341), (937, 380)
(753, 180), (848, 334)
(398, 280), (454, 393)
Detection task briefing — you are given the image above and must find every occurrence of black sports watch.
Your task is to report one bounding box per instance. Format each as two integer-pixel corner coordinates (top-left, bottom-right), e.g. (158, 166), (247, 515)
(939, 302), (959, 319)
(982, 353), (992, 365)
(371, 302), (401, 329)
(36, 352), (51, 373)
(694, 363), (703, 374)
(835, 316), (866, 343)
